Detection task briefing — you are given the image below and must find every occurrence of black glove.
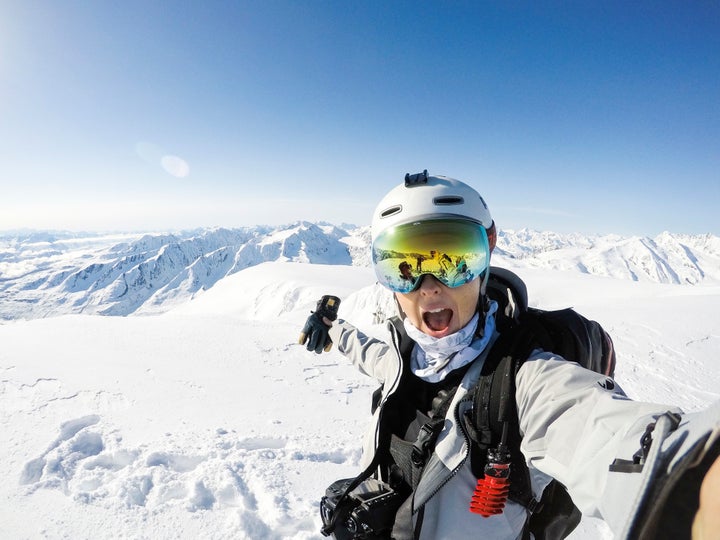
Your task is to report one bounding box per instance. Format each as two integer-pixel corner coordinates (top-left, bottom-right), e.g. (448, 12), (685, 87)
(299, 296), (340, 354)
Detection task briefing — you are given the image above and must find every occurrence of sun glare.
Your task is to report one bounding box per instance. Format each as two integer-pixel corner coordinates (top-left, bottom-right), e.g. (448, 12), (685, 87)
(161, 155), (190, 178)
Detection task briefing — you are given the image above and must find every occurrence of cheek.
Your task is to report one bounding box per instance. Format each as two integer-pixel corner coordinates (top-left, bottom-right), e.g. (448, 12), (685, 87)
(395, 293), (421, 326)
(457, 301), (477, 328)
(455, 282), (480, 326)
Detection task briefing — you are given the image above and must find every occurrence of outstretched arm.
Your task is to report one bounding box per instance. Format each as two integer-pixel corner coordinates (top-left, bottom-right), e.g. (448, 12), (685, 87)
(329, 319), (398, 384)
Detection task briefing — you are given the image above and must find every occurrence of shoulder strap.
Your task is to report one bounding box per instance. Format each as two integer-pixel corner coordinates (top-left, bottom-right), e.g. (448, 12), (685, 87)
(407, 386), (459, 480)
(465, 325), (538, 510)
(466, 301), (617, 535)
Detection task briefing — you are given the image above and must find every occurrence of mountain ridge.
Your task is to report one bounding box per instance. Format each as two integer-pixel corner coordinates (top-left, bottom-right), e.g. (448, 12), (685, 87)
(1, 223), (719, 320)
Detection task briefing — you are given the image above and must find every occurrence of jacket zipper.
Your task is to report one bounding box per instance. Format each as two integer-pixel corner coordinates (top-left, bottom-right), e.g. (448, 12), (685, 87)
(372, 323), (406, 458)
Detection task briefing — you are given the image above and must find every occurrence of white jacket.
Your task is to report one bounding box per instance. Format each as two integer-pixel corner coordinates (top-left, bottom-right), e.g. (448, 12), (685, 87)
(328, 316), (691, 539)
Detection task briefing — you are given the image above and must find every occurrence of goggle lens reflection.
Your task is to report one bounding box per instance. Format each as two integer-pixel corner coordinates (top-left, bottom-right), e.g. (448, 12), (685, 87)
(371, 219), (490, 293)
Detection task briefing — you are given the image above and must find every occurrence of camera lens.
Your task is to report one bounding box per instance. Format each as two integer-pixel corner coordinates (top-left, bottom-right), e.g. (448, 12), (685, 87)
(345, 516), (359, 534)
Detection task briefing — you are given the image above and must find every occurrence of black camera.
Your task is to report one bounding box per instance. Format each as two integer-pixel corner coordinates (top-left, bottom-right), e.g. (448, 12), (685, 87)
(320, 477), (404, 539)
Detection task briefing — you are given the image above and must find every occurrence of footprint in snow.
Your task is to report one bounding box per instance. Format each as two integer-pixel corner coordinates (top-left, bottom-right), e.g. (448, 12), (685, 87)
(19, 415), (103, 487)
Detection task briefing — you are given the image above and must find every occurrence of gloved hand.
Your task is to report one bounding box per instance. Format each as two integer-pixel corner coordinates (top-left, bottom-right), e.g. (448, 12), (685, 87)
(299, 295), (341, 354)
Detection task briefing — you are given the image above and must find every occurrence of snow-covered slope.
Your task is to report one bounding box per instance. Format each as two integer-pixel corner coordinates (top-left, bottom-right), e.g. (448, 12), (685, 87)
(1, 260), (719, 539)
(1, 225), (719, 320)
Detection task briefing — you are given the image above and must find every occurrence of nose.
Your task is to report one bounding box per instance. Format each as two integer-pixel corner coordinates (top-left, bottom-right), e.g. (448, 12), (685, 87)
(418, 275), (442, 294)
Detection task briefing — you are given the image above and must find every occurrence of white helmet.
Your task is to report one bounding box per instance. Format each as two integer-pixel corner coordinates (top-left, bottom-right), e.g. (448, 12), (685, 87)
(371, 170), (496, 251)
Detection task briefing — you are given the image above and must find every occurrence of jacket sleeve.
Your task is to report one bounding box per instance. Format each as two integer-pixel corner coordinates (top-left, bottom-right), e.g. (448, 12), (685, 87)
(515, 352), (682, 531)
(328, 319), (399, 385)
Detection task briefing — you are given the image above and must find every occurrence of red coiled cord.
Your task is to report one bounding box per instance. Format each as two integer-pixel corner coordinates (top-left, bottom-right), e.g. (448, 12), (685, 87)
(469, 447), (511, 517)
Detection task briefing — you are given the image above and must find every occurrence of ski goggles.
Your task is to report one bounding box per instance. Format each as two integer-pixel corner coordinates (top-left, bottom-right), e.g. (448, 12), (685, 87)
(371, 218), (491, 294)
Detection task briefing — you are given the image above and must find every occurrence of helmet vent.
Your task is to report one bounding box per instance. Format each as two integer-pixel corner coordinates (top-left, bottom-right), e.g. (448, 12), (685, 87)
(433, 196), (464, 206)
(380, 205), (402, 218)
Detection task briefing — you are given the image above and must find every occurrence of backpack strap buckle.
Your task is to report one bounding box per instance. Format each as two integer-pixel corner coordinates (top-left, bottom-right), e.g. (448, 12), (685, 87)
(411, 419), (444, 467)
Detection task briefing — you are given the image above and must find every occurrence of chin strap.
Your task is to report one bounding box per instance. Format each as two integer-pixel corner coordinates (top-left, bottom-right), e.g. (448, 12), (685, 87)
(475, 266), (492, 335)
(474, 293), (491, 338)
(480, 266), (490, 296)
(393, 294), (406, 320)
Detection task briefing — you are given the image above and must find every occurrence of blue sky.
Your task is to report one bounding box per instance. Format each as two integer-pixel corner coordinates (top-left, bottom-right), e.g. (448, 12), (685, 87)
(1, 1), (718, 236)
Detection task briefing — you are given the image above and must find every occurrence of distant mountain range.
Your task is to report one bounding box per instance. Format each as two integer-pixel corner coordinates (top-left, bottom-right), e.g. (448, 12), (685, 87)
(1, 223), (719, 320)
(496, 229), (720, 285)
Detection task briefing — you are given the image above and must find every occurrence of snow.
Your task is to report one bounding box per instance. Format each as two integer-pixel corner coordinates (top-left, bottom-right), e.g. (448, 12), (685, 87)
(1, 231), (720, 539)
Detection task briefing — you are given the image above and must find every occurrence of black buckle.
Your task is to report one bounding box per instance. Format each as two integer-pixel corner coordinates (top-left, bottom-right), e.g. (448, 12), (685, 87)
(411, 420), (443, 467)
(609, 411), (682, 474)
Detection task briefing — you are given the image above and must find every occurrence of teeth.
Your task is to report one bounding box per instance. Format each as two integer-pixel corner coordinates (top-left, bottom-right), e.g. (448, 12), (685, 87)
(428, 308), (446, 313)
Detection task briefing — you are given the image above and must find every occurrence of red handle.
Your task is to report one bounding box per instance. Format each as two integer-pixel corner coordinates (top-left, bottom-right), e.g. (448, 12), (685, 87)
(469, 462), (510, 517)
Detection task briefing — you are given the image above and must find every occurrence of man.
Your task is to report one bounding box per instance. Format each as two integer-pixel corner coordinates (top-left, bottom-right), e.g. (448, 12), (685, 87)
(301, 171), (720, 539)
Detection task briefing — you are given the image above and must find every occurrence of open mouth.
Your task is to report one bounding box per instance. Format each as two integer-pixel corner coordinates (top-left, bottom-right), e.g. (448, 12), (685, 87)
(423, 308), (453, 332)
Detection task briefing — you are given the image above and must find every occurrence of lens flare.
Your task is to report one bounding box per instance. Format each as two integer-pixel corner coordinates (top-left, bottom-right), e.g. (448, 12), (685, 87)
(161, 155), (190, 178)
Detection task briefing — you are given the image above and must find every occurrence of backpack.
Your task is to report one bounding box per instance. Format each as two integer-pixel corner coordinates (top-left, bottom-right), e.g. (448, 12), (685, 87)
(321, 266), (617, 539)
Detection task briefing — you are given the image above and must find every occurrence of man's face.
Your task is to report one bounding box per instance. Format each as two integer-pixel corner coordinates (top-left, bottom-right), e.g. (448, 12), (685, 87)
(395, 275), (480, 338)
